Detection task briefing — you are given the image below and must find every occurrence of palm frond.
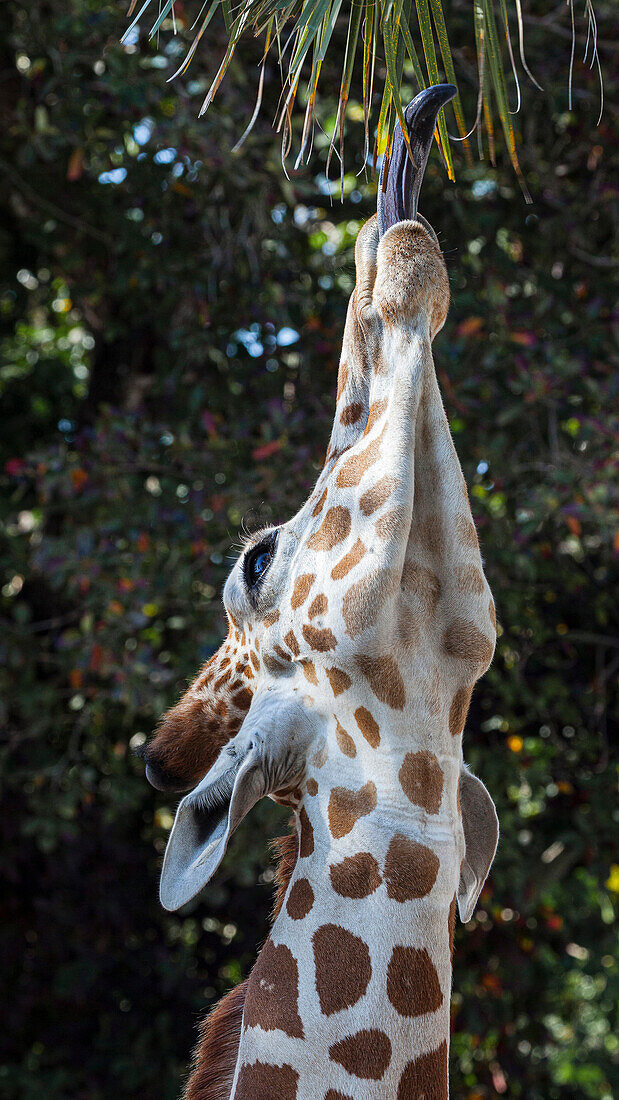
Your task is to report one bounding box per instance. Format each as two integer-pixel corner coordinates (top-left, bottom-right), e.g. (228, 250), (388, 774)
(123, 0), (604, 190)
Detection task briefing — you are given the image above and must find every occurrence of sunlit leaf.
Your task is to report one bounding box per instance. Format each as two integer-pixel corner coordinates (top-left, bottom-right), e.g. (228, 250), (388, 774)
(121, 0), (603, 187)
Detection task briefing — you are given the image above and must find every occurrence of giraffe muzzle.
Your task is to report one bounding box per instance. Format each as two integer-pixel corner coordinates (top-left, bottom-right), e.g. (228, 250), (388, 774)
(135, 743), (190, 793)
(377, 83), (457, 237)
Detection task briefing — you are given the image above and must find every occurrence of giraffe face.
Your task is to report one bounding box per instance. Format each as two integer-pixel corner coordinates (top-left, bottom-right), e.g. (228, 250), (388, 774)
(141, 214), (458, 796)
(140, 85), (462, 803)
(147, 213), (473, 916)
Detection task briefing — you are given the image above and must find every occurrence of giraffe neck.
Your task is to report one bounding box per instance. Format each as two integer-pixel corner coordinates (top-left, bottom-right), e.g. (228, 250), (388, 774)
(229, 708), (462, 1100)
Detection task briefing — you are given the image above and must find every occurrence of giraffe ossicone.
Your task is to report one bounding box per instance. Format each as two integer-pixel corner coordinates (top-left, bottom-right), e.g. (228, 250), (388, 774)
(141, 85), (499, 1100)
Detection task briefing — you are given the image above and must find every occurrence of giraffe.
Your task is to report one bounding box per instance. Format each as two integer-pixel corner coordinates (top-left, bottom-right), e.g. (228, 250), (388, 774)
(139, 85), (499, 1100)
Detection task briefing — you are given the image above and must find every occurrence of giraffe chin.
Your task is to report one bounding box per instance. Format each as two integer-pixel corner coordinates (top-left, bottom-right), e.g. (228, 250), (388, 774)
(159, 690), (320, 912)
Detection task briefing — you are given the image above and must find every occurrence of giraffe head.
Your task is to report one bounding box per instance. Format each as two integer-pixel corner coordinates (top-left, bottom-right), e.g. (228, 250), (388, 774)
(142, 87), (498, 921)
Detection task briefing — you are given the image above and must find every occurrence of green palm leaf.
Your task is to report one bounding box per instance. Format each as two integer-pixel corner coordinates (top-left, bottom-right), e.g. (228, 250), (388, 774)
(122, 0), (603, 191)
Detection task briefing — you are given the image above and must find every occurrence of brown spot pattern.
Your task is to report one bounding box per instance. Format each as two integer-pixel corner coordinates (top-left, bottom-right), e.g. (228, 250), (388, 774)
(312, 488), (328, 517)
(284, 630), (300, 657)
(359, 475), (397, 516)
(263, 654), (286, 674)
(342, 570), (394, 638)
(455, 563), (485, 595)
(291, 573), (315, 610)
(307, 506), (351, 552)
(354, 706), (380, 748)
(387, 946), (443, 1018)
(399, 751), (444, 814)
(340, 401), (363, 427)
(235, 1061), (299, 1100)
(302, 623), (337, 652)
(329, 1030), (392, 1080)
(455, 514), (479, 548)
(336, 435), (383, 489)
(443, 619), (494, 668)
(489, 598), (496, 628)
(300, 659), (318, 685)
(448, 685), (473, 736)
(243, 939), (304, 1037)
(306, 777), (318, 796)
(263, 610), (280, 627)
(330, 852), (381, 898)
(384, 834), (440, 901)
(397, 1042), (448, 1100)
(401, 561), (441, 614)
(286, 878), (315, 920)
(363, 397), (388, 436)
(308, 593), (328, 618)
(331, 538), (366, 581)
(299, 806), (314, 857)
(336, 362), (349, 401)
(312, 740), (328, 768)
(273, 645), (292, 662)
(232, 687), (252, 710)
(328, 781), (377, 839)
(335, 720), (356, 759)
(355, 655), (406, 709)
(418, 515), (444, 555)
(325, 1093), (354, 1100)
(314, 924), (372, 1016)
(375, 507), (405, 541)
(325, 666), (351, 697)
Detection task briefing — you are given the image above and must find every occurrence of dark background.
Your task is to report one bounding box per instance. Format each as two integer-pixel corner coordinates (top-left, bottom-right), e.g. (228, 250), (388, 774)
(1, 1), (617, 1097)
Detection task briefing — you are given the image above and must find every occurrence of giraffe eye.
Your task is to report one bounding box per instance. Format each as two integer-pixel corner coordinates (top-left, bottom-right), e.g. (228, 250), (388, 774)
(243, 532), (277, 590)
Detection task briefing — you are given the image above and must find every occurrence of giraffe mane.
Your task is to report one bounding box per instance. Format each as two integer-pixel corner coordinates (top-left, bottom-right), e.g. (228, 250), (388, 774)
(183, 981), (246, 1100)
(183, 824), (298, 1100)
(269, 823), (299, 921)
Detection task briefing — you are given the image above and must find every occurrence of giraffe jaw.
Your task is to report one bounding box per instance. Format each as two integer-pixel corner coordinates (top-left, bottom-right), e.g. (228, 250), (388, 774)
(377, 83), (457, 236)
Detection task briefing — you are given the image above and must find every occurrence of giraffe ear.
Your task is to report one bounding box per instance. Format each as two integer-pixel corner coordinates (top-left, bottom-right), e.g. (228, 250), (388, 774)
(457, 767), (499, 922)
(158, 691), (319, 911)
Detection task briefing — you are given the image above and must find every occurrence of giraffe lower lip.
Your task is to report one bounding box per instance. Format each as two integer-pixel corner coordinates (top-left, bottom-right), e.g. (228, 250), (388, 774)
(145, 762), (169, 790)
(144, 761), (188, 792)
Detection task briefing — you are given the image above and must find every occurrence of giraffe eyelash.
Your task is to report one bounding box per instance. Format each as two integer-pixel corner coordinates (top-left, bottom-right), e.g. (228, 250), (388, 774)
(237, 525), (274, 554)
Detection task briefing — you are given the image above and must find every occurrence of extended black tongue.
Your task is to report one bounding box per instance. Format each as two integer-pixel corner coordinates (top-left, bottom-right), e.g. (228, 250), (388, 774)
(377, 84), (456, 236)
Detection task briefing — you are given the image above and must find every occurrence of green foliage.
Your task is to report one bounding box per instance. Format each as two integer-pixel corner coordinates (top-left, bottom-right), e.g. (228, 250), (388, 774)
(0, 1), (617, 1097)
(121, 0), (604, 189)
